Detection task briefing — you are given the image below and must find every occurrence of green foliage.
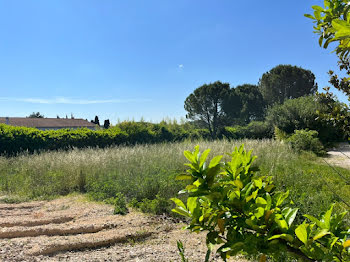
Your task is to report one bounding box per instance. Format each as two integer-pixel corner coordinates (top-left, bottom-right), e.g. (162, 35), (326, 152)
(172, 145), (350, 261)
(220, 121), (273, 140)
(28, 112), (44, 118)
(274, 127), (289, 141)
(305, 0), (350, 60)
(306, 0), (350, 139)
(184, 81), (230, 139)
(230, 84), (265, 124)
(112, 193), (128, 215)
(177, 240), (189, 262)
(266, 95), (343, 144)
(258, 65), (317, 106)
(0, 121), (212, 156)
(131, 195), (171, 215)
(287, 130), (326, 156)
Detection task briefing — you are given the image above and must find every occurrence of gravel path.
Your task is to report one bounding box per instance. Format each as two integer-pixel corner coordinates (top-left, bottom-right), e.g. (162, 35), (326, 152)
(0, 195), (247, 262)
(325, 142), (350, 169)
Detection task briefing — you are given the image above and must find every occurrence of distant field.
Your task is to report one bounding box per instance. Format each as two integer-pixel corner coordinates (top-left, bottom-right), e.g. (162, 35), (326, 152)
(0, 139), (349, 224)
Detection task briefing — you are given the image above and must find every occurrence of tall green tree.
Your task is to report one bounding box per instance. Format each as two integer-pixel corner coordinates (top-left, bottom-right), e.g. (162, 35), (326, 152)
(235, 84), (265, 124)
(221, 87), (242, 124)
(258, 65), (318, 106)
(184, 81), (230, 138)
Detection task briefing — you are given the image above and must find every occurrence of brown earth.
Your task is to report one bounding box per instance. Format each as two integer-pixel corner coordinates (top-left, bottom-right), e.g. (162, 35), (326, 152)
(0, 195), (248, 262)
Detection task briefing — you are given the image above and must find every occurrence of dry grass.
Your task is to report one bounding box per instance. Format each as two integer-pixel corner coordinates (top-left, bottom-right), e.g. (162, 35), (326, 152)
(0, 139), (349, 222)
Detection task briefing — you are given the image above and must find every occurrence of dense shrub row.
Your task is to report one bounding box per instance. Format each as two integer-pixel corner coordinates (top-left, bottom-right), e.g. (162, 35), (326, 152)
(0, 122), (212, 155)
(0, 121), (276, 155)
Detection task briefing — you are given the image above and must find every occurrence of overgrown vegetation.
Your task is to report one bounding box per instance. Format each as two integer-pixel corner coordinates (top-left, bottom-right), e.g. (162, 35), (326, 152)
(0, 120), (275, 156)
(172, 145), (350, 261)
(0, 140), (349, 223)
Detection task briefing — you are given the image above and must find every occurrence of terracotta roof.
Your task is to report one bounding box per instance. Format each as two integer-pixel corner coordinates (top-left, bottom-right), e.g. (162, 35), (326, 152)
(0, 117), (96, 128)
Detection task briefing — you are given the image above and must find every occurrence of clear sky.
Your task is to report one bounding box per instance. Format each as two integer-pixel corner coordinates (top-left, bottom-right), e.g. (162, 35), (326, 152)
(0, 0), (344, 123)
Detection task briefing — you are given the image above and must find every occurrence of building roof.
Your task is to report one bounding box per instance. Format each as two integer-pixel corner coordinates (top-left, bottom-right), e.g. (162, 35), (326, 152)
(0, 117), (96, 128)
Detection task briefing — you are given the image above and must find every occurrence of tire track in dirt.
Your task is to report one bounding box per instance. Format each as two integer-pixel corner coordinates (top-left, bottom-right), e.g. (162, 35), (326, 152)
(0, 195), (248, 261)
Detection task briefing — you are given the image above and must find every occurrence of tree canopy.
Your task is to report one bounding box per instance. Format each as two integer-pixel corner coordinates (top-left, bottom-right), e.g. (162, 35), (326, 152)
(28, 112), (44, 118)
(184, 81), (230, 138)
(258, 65), (318, 106)
(235, 84), (265, 124)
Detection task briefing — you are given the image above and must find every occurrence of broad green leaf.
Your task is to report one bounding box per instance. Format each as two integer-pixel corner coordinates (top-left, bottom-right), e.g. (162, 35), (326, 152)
(295, 224), (309, 245)
(199, 149), (211, 168)
(254, 207), (265, 219)
(209, 155), (223, 168)
(184, 150), (195, 162)
(176, 174), (193, 180)
(171, 207), (190, 217)
(253, 179), (262, 189)
(282, 207), (299, 227)
(265, 193), (272, 210)
(304, 214), (322, 228)
(323, 204), (334, 229)
(276, 190), (289, 207)
(245, 189), (258, 202)
(268, 234), (294, 243)
(276, 219), (289, 231)
(170, 198), (187, 210)
(312, 5), (324, 12)
(313, 229), (330, 241)
(185, 184), (196, 190)
(187, 197), (197, 214)
(265, 184), (274, 192)
(194, 145), (200, 158)
(255, 197), (267, 209)
(304, 13), (315, 19)
(233, 179), (243, 189)
(193, 179), (202, 187)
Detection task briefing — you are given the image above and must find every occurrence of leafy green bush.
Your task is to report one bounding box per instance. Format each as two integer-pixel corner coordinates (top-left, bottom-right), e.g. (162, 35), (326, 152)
(172, 145), (350, 261)
(265, 95), (344, 144)
(131, 195), (171, 215)
(288, 129), (326, 156)
(112, 193), (128, 215)
(220, 121), (272, 140)
(274, 127), (289, 141)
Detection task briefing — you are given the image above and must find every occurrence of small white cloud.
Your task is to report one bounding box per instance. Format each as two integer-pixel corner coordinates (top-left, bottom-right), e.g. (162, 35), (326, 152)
(178, 64), (184, 69)
(0, 97), (151, 105)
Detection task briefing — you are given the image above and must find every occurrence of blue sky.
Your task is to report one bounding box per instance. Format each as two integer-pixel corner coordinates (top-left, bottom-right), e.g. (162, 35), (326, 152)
(0, 0), (344, 123)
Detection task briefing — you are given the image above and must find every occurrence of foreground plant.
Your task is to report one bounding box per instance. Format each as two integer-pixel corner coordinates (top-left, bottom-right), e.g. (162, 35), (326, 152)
(172, 145), (350, 261)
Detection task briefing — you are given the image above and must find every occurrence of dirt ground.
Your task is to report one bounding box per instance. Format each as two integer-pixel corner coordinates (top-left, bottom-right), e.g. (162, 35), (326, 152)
(0, 195), (248, 262)
(325, 142), (350, 169)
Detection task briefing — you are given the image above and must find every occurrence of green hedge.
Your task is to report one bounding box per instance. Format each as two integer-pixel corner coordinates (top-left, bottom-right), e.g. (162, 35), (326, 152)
(0, 122), (213, 155)
(0, 121), (274, 155)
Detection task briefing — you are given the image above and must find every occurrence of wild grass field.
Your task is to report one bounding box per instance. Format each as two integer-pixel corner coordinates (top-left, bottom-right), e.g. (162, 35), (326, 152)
(0, 139), (349, 225)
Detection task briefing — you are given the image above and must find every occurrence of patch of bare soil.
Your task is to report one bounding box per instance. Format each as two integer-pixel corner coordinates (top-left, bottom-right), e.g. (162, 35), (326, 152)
(325, 142), (350, 169)
(0, 195), (248, 262)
